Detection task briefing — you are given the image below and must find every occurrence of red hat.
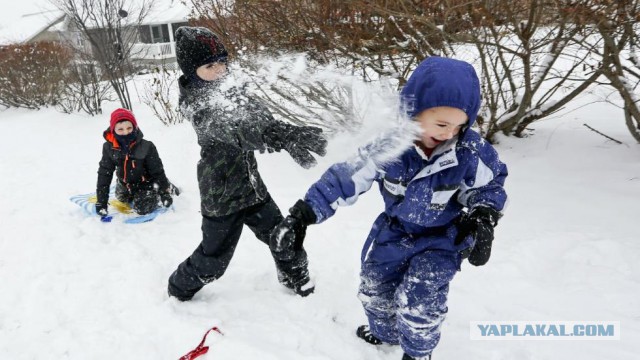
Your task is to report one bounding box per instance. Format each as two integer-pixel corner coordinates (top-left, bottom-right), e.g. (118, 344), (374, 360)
(110, 108), (138, 133)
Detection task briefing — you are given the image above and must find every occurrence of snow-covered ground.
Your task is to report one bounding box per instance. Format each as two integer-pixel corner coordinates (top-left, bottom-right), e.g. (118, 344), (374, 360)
(1, 81), (639, 360)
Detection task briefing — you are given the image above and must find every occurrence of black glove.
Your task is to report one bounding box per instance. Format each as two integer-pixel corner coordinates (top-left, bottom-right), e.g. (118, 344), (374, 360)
(95, 203), (109, 218)
(270, 200), (317, 260)
(160, 192), (173, 207)
(454, 207), (501, 266)
(264, 123), (328, 169)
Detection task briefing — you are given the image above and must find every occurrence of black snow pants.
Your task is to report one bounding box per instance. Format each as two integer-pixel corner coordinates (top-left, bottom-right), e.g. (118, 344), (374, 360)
(168, 195), (310, 300)
(115, 180), (159, 215)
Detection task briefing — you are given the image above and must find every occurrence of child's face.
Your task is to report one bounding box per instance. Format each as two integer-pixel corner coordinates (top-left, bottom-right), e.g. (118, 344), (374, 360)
(196, 62), (227, 81)
(114, 121), (135, 136)
(415, 106), (468, 148)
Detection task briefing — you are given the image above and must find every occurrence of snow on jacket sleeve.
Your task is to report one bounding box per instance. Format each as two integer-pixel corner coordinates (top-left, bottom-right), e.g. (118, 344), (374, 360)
(456, 134), (508, 213)
(96, 143), (115, 206)
(303, 156), (380, 223)
(303, 121), (419, 223)
(187, 89), (278, 152)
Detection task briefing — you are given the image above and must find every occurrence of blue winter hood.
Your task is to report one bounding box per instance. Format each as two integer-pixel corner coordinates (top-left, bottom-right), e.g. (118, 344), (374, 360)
(400, 56), (481, 127)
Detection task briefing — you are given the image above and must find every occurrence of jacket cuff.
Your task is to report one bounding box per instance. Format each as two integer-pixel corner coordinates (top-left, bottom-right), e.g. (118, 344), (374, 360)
(289, 199), (317, 226)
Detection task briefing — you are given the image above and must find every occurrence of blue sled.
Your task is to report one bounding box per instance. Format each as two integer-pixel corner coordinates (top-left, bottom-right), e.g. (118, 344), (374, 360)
(70, 185), (171, 224)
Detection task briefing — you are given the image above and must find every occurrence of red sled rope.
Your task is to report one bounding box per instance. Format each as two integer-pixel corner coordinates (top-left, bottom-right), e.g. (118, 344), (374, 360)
(179, 327), (224, 360)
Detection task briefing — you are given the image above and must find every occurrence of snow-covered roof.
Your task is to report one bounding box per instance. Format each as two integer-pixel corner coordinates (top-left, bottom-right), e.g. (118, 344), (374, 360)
(0, 2), (64, 45)
(0, 0), (190, 45)
(81, 0), (190, 28)
(142, 0), (191, 25)
(78, 0), (191, 28)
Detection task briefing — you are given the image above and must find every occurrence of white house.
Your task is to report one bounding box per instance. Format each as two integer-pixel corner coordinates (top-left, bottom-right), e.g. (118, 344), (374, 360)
(129, 1), (190, 66)
(0, 7), (66, 46)
(0, 0), (191, 68)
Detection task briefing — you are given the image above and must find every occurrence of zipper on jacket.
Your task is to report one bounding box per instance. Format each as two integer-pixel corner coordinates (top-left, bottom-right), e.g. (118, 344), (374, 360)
(124, 154), (129, 184)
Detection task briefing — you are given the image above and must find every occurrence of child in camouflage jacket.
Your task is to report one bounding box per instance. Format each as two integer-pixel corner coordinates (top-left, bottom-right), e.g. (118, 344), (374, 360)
(167, 27), (327, 301)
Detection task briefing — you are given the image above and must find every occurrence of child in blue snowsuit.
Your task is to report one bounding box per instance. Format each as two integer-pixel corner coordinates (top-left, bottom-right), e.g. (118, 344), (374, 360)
(269, 57), (508, 360)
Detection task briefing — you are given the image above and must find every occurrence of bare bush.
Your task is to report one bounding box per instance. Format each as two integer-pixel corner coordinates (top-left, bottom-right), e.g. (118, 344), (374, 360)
(141, 64), (184, 125)
(567, 0), (640, 142)
(56, 62), (114, 115)
(189, 0), (456, 84)
(431, 0), (602, 140)
(54, 0), (155, 110)
(185, 0), (460, 132)
(188, 0), (625, 142)
(0, 42), (72, 109)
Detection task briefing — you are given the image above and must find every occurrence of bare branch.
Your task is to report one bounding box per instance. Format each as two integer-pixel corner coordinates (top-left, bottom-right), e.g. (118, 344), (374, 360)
(583, 123), (624, 144)
(53, 0), (156, 110)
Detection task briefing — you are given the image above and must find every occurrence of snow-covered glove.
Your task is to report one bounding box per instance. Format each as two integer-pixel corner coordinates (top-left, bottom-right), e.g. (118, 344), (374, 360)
(264, 123), (328, 169)
(95, 203), (109, 218)
(454, 207), (501, 266)
(169, 183), (181, 197)
(270, 200), (317, 260)
(160, 192), (173, 207)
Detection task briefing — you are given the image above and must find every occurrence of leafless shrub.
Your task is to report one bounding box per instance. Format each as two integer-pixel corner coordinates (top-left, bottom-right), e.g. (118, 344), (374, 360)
(188, 0), (456, 85)
(141, 64), (184, 125)
(53, 0), (155, 110)
(187, 0), (627, 142)
(56, 61), (114, 115)
(428, 0), (602, 140)
(0, 42), (72, 109)
(567, 0), (640, 142)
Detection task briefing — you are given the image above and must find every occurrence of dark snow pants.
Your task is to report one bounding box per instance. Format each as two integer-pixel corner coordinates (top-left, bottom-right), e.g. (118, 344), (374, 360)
(168, 196), (310, 300)
(358, 213), (462, 358)
(115, 181), (159, 215)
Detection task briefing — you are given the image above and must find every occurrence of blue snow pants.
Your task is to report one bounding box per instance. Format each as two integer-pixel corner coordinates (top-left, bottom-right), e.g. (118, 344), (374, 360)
(358, 213), (462, 358)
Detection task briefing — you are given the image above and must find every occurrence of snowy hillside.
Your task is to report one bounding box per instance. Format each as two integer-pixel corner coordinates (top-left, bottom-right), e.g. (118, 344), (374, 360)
(0, 82), (639, 360)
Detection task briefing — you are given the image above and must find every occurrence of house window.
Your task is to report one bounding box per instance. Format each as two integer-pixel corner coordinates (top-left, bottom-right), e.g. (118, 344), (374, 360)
(150, 24), (170, 43)
(171, 22), (189, 34)
(74, 32), (85, 48)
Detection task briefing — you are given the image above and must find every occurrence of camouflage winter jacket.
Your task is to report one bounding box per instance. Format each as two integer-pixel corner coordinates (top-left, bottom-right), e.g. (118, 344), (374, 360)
(178, 75), (279, 217)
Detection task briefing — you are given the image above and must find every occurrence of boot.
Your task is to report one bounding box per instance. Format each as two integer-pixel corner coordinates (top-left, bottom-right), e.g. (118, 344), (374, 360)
(278, 269), (315, 297)
(356, 325), (383, 345)
(291, 278), (315, 297)
(167, 283), (196, 301)
(167, 273), (201, 301)
(402, 353), (431, 360)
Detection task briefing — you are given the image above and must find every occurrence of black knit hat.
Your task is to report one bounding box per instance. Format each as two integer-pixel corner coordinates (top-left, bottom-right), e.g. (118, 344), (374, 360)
(175, 26), (228, 77)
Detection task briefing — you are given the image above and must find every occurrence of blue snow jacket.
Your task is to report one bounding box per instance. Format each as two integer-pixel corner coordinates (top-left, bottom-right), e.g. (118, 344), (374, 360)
(302, 57), (508, 252)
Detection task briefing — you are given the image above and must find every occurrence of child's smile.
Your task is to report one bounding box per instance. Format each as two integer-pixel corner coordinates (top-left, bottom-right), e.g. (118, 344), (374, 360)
(415, 106), (468, 148)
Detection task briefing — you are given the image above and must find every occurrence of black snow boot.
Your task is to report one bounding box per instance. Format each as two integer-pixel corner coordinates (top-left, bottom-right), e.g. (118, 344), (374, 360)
(278, 269), (315, 297)
(290, 278), (315, 297)
(402, 353), (431, 360)
(356, 325), (383, 345)
(167, 279), (199, 302)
